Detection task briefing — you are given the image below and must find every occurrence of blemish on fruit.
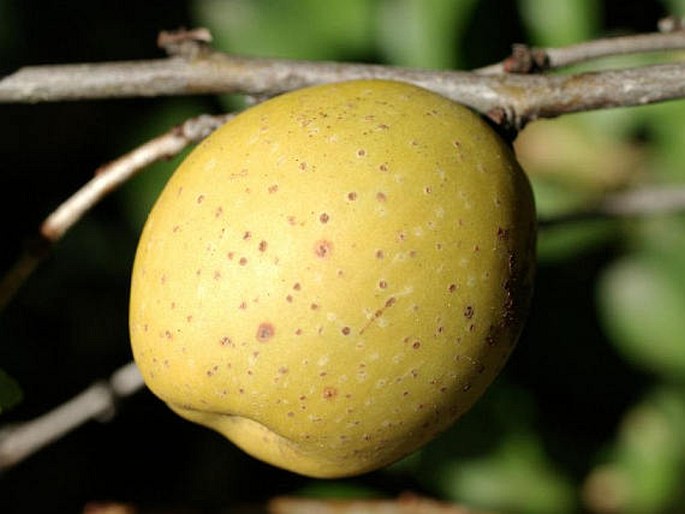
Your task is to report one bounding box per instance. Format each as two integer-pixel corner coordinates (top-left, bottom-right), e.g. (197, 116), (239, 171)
(322, 387), (338, 400)
(196, 194), (205, 204)
(214, 207), (223, 218)
(376, 192), (387, 202)
(314, 240), (333, 258)
(243, 231), (252, 241)
(378, 280), (388, 289)
(464, 306), (474, 319)
(341, 326), (351, 336)
(357, 149), (366, 157)
(347, 191), (358, 201)
(268, 184), (279, 193)
(375, 249), (385, 259)
(319, 213), (330, 224)
(256, 322), (275, 342)
(239, 257), (248, 266)
(258, 240), (268, 252)
(412, 340), (421, 349)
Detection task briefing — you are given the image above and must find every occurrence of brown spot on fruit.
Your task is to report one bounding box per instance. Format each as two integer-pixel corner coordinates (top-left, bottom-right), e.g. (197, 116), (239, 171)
(319, 213), (330, 224)
(323, 387), (338, 400)
(347, 192), (358, 201)
(258, 240), (268, 252)
(196, 194), (205, 204)
(464, 306), (474, 319)
(314, 240), (333, 258)
(341, 326), (351, 335)
(256, 323), (275, 342)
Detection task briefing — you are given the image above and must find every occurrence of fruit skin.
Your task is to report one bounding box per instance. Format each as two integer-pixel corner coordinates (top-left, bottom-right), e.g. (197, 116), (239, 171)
(129, 80), (535, 478)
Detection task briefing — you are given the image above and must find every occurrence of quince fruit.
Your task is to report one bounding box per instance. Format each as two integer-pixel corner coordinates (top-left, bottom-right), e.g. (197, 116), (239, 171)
(129, 80), (535, 478)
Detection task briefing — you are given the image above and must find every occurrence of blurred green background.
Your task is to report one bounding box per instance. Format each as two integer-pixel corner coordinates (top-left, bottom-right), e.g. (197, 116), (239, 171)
(2, 1), (685, 513)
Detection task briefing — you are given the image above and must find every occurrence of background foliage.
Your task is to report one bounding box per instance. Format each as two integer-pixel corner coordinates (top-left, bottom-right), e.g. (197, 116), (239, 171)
(2, 1), (685, 513)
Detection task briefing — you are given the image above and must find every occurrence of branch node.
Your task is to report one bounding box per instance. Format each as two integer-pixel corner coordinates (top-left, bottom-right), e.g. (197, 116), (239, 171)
(157, 27), (214, 60)
(486, 106), (522, 142)
(503, 44), (550, 74)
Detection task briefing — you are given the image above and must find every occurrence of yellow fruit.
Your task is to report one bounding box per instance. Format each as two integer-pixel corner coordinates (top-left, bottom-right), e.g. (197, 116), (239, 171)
(129, 80), (535, 478)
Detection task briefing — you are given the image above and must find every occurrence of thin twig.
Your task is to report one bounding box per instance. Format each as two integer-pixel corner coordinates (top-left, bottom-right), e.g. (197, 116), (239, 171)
(0, 361), (144, 471)
(1, 52), (684, 130)
(478, 29), (685, 74)
(539, 185), (685, 227)
(0, 113), (233, 311)
(269, 495), (495, 514)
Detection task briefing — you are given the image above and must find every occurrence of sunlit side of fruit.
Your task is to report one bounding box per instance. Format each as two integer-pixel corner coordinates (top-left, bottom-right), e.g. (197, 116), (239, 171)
(129, 80), (536, 478)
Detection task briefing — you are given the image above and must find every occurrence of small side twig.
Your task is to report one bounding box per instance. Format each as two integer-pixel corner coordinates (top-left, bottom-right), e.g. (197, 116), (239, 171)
(0, 113), (233, 311)
(478, 25), (685, 74)
(0, 361), (144, 471)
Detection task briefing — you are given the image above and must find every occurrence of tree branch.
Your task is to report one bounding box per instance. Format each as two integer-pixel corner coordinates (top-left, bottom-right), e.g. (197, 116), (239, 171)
(1, 51), (684, 130)
(538, 185), (685, 226)
(269, 495), (494, 514)
(0, 113), (233, 311)
(0, 362), (144, 471)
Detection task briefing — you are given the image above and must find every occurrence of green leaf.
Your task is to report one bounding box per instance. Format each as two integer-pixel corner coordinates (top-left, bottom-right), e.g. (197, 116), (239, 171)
(0, 368), (22, 414)
(377, 0), (479, 69)
(587, 388), (685, 514)
(192, 0), (375, 60)
(518, 0), (599, 46)
(437, 431), (576, 514)
(597, 255), (685, 378)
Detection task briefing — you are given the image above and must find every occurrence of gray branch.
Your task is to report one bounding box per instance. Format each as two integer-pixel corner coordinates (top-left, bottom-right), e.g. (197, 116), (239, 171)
(2, 53), (685, 128)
